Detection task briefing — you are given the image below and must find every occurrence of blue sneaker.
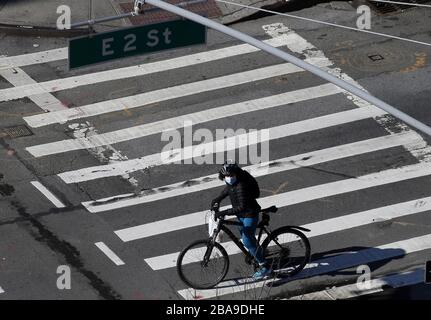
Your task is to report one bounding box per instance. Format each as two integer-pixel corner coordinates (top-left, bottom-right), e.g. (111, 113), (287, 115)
(252, 266), (272, 280)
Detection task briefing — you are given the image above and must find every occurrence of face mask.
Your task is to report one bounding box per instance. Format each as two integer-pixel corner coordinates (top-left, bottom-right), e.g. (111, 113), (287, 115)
(225, 176), (237, 185)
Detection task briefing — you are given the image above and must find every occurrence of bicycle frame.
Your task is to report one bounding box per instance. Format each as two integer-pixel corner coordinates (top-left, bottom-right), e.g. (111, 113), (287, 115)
(207, 217), (272, 266)
(178, 206), (312, 289)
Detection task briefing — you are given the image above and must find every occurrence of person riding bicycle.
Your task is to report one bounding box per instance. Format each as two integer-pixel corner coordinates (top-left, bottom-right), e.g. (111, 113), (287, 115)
(210, 160), (272, 280)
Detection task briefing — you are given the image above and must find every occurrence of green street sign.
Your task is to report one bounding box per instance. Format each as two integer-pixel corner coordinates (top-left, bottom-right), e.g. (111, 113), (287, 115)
(69, 19), (206, 69)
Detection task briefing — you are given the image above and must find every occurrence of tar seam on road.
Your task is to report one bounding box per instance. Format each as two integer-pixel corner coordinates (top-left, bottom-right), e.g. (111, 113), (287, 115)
(9, 200), (122, 300)
(0, 139), (121, 300)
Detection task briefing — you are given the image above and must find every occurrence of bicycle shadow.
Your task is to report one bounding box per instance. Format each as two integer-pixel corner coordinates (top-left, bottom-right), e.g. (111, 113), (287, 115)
(269, 246), (406, 288)
(213, 246), (406, 290)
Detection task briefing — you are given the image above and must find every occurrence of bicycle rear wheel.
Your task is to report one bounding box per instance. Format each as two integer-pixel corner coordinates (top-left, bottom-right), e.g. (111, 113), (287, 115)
(177, 239), (229, 289)
(261, 227), (310, 277)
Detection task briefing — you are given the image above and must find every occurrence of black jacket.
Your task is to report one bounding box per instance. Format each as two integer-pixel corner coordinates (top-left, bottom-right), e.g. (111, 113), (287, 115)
(212, 179), (261, 218)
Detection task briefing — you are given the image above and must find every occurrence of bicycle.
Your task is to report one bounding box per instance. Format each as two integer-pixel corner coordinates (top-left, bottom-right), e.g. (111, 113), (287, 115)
(176, 205), (311, 289)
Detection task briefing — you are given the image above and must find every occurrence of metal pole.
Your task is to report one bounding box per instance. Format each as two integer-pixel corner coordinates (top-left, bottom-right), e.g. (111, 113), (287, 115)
(144, 0), (431, 137)
(71, 12), (135, 28)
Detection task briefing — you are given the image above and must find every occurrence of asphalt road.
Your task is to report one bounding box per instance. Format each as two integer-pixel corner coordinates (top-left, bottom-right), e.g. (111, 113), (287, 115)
(0, 1), (430, 300)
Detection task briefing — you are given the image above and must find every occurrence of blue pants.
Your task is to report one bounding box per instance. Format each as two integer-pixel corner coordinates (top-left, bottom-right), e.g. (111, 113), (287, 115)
(238, 216), (265, 265)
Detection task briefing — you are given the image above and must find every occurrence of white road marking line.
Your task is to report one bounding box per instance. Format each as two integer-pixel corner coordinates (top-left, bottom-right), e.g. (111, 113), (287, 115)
(0, 59), (136, 186)
(177, 234), (431, 299)
(145, 195), (431, 270)
(83, 131), (421, 213)
(115, 161), (431, 243)
(94, 242), (125, 266)
(0, 48), (67, 70)
(69, 122), (138, 187)
(26, 83), (342, 157)
(263, 23), (431, 164)
(0, 36), (289, 101)
(0, 68), (67, 112)
(0, 286), (4, 294)
(23, 59), (332, 128)
(30, 181), (66, 208)
(288, 269), (423, 300)
(57, 106), (386, 184)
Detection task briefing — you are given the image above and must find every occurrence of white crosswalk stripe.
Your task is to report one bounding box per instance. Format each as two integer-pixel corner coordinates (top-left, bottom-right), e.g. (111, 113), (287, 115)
(2, 20), (431, 301)
(0, 68), (67, 112)
(57, 106), (386, 184)
(0, 48), (67, 70)
(22, 59), (332, 128)
(114, 162), (431, 242)
(0, 36), (288, 101)
(26, 83), (342, 157)
(83, 131), (422, 213)
(144, 195), (431, 270)
(178, 234), (431, 299)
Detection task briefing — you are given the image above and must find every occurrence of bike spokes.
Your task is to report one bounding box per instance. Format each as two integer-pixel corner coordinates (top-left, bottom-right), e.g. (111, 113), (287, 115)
(263, 229), (310, 276)
(177, 240), (229, 289)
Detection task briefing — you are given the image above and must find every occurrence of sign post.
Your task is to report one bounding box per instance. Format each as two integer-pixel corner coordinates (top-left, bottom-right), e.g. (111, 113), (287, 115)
(69, 19), (206, 69)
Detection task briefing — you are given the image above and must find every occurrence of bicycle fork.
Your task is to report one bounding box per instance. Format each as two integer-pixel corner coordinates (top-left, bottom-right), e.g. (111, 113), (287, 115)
(202, 241), (215, 267)
(202, 223), (223, 267)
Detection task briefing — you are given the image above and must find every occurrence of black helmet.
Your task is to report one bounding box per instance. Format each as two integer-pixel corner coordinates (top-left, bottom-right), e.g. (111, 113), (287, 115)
(219, 160), (239, 179)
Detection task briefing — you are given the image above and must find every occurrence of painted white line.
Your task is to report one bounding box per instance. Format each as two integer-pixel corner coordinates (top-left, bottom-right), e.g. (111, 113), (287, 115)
(0, 58), (137, 186)
(69, 122), (138, 187)
(177, 234), (431, 299)
(0, 68), (67, 112)
(26, 83), (342, 157)
(263, 23), (431, 164)
(115, 161), (431, 243)
(83, 131), (421, 213)
(30, 181), (66, 208)
(58, 106), (385, 184)
(145, 195), (431, 270)
(288, 269), (423, 300)
(0, 48), (67, 70)
(94, 242), (125, 266)
(0, 286), (4, 294)
(23, 59), (332, 128)
(0, 36), (289, 101)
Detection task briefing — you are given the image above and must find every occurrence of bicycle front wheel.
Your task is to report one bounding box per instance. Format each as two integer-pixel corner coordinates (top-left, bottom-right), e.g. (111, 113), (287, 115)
(261, 227), (310, 277)
(177, 239), (229, 289)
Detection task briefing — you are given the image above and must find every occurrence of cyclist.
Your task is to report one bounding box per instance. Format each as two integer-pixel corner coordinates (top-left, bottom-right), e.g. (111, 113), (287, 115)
(210, 160), (272, 280)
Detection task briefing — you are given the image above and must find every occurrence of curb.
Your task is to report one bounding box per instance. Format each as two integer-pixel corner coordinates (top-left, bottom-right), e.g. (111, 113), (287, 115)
(0, 0), (300, 38)
(0, 23), (94, 38)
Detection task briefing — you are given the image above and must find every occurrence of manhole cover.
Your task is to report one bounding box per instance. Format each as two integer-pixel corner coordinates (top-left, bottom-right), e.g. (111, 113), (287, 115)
(368, 54), (385, 61)
(1, 125), (34, 139)
(366, 0), (431, 14)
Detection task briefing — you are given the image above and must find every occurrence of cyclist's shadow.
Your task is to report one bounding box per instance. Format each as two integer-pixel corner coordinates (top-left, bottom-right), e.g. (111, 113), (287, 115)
(215, 246), (406, 289)
(268, 246), (406, 288)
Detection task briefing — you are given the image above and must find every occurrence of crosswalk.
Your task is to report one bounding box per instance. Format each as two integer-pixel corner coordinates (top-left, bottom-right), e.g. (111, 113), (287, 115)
(1, 21), (431, 300)
(178, 234), (431, 299)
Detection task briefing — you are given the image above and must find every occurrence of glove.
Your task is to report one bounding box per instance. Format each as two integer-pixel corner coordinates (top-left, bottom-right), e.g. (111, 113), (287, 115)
(210, 201), (220, 211)
(215, 209), (227, 220)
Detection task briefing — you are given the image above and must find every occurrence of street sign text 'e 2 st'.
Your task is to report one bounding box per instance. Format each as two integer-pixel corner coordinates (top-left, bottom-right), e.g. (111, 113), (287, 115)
(69, 19), (206, 69)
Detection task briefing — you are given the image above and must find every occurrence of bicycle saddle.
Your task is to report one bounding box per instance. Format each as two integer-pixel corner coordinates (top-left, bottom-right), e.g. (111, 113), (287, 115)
(261, 205), (278, 213)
